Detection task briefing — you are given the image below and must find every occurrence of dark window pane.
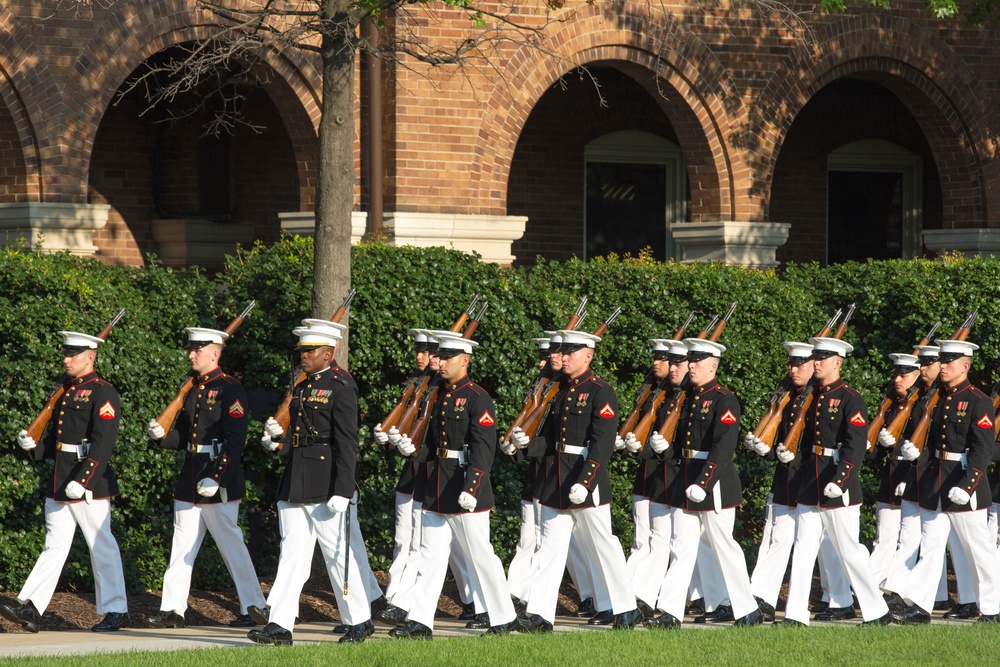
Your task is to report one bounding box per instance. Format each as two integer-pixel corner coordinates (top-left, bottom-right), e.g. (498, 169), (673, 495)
(586, 162), (667, 260)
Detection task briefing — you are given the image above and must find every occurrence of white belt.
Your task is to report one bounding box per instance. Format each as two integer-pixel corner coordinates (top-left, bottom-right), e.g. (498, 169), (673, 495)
(558, 444), (588, 457)
(813, 446), (838, 457)
(190, 444), (217, 455)
(57, 443), (85, 455)
(682, 449), (709, 460)
(936, 451), (966, 463)
(437, 448), (466, 465)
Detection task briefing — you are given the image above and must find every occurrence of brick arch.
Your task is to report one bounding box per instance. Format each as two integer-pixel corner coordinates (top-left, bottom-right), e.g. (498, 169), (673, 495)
(0, 6), (50, 200)
(71, 0), (321, 207)
(751, 14), (993, 224)
(471, 3), (745, 220)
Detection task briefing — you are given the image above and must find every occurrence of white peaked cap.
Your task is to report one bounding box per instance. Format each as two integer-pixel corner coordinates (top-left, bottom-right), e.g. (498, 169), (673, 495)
(59, 331), (103, 350)
(683, 338), (726, 359)
(185, 327), (229, 346)
(559, 330), (601, 348)
(809, 336), (854, 357)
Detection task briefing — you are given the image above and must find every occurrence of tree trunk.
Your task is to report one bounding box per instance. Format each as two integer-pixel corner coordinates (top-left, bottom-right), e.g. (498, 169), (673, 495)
(314, 0), (356, 367)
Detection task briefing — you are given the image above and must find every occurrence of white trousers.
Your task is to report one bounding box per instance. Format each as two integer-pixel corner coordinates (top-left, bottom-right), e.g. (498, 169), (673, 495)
(566, 528), (599, 604)
(630, 502), (677, 607)
(785, 505), (889, 624)
(159, 500), (264, 615)
(525, 504), (634, 624)
(697, 530), (731, 611)
(655, 508), (755, 620)
(870, 502), (901, 589)
(406, 511), (515, 629)
(904, 507), (1000, 615)
(20, 498), (127, 614)
(507, 499), (539, 600)
(386, 498), (424, 603)
(267, 501), (372, 630)
(631, 494), (651, 558)
(751, 503), (797, 606)
(990, 503), (1000, 551)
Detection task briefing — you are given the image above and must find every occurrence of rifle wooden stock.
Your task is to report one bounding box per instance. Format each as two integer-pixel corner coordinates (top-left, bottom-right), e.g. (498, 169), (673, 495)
(654, 384), (688, 443)
(515, 376), (564, 441)
(380, 375), (422, 432)
(756, 390), (792, 447)
(26, 309), (126, 443)
(866, 393), (895, 449)
(156, 301), (255, 436)
(883, 384), (925, 441)
(779, 385), (815, 456)
(629, 384), (669, 445)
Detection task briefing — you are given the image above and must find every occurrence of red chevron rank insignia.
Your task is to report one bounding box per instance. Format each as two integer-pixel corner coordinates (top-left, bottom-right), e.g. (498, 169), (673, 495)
(228, 399), (245, 418)
(977, 414), (993, 429)
(720, 409), (736, 424)
(849, 411), (866, 427)
(599, 403), (616, 418)
(478, 410), (495, 426)
(98, 401), (116, 420)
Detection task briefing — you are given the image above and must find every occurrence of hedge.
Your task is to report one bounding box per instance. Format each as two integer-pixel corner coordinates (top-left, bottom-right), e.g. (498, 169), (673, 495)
(1, 239), (998, 595)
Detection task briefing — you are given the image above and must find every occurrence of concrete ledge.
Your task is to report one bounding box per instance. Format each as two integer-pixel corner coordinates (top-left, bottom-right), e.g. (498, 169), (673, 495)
(152, 218), (255, 271)
(279, 211), (368, 243)
(922, 228), (1000, 258)
(0, 203), (110, 256)
(386, 212), (527, 265)
(671, 221), (790, 268)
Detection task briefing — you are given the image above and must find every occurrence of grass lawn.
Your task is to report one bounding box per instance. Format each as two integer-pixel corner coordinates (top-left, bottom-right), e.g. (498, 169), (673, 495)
(5, 625), (996, 666)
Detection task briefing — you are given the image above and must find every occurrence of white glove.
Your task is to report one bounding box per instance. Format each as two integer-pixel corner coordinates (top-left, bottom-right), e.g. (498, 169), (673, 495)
(568, 483), (588, 504)
(624, 433), (642, 454)
(650, 433), (670, 454)
(877, 428), (896, 448)
(374, 423), (389, 445)
(744, 432), (756, 449)
(776, 444), (794, 464)
(900, 440), (920, 461)
(823, 482), (843, 498)
(685, 484), (706, 503)
(147, 420), (165, 440)
(64, 480), (86, 499)
(614, 434), (626, 451)
(387, 426), (402, 446)
(264, 417), (284, 438)
(260, 432), (280, 452)
(16, 429), (36, 451)
(511, 427), (530, 449)
(396, 435), (415, 457)
(197, 478), (220, 497)
(948, 487), (971, 505)
(894, 482), (907, 497)
(751, 436), (770, 457)
(327, 495), (350, 513)
(458, 491), (478, 512)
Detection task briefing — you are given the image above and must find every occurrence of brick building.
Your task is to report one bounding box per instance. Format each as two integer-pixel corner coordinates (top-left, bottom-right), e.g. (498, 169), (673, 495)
(0, 1), (997, 269)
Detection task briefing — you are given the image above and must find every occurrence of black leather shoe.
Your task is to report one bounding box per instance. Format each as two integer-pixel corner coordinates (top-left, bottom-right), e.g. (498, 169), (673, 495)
(733, 608), (763, 627)
(339, 619), (375, 643)
(230, 614), (256, 628)
(695, 604), (734, 624)
(587, 609), (614, 625)
(332, 623), (349, 633)
(247, 605), (270, 626)
(883, 593), (906, 613)
(933, 599), (952, 611)
(458, 602), (478, 621)
(389, 620), (433, 639)
(370, 595), (388, 617)
(465, 613), (490, 629)
(144, 610), (185, 628)
(0, 600), (41, 633)
(976, 614), (999, 623)
(518, 613), (553, 633)
(512, 597), (527, 616)
(944, 602), (980, 620)
(686, 598), (705, 615)
(483, 620), (519, 636)
(809, 599), (829, 613)
(775, 618), (806, 627)
(892, 606), (931, 625)
(612, 607), (643, 630)
(861, 612), (894, 627)
(248, 622), (293, 646)
(644, 611), (681, 629)
(637, 599), (656, 619)
(92, 612), (129, 632)
(377, 603), (409, 625)
(814, 606), (857, 621)
(755, 597), (775, 623)
(572, 597), (596, 618)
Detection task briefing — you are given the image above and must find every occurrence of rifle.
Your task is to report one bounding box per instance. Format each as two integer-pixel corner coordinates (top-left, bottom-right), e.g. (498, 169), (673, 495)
(501, 297), (588, 448)
(750, 308), (843, 448)
(271, 291), (358, 432)
(865, 321), (941, 449)
(155, 301), (256, 438)
(24, 309), (126, 443)
(404, 301), (490, 452)
(513, 306), (621, 443)
(618, 312), (695, 439)
(906, 310), (977, 453)
(393, 296), (484, 438)
(779, 302), (856, 456)
(650, 302), (737, 447)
